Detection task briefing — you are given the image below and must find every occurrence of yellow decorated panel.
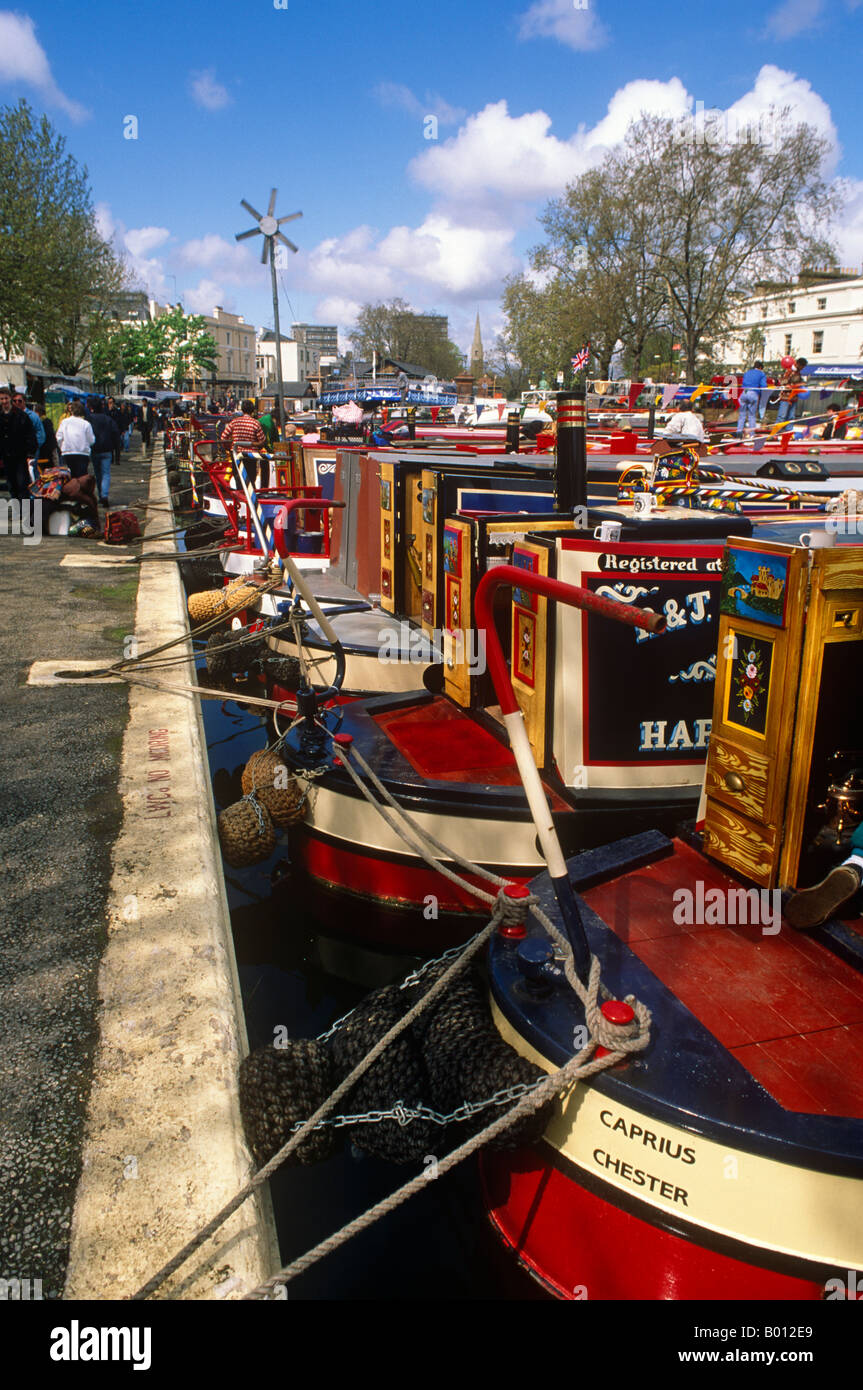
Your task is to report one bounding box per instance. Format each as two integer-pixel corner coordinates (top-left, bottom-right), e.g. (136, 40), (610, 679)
(442, 518), (473, 708)
(379, 459), (396, 613)
(510, 541), (550, 767)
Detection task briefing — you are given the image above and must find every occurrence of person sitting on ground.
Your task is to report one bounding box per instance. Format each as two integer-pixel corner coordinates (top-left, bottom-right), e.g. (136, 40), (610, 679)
(785, 825), (863, 930)
(55, 400), (95, 479)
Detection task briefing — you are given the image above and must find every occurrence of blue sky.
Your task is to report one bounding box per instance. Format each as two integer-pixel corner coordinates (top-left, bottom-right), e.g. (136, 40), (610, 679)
(4, 0), (863, 357)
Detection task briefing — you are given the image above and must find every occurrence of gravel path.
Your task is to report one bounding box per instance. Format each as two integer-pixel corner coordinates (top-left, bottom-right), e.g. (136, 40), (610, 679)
(0, 438), (151, 1298)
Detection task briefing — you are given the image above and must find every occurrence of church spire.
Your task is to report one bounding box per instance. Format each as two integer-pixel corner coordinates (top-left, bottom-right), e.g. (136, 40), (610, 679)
(470, 311), (484, 379)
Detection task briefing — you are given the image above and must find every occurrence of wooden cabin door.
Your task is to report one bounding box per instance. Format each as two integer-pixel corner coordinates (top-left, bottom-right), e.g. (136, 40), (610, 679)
(702, 539), (808, 888)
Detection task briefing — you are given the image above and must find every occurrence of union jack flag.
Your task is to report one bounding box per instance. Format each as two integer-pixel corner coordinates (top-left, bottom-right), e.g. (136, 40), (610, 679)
(571, 343), (590, 373)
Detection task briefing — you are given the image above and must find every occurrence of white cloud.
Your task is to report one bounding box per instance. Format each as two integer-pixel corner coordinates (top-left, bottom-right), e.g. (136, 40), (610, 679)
(377, 216), (517, 297)
(411, 101), (591, 204)
(588, 78), (690, 147)
(177, 234), (261, 284)
(124, 226), (170, 258)
(94, 201), (115, 241)
(411, 68), (837, 212)
(834, 178), (863, 268)
(302, 225), (398, 301)
(374, 83), (466, 126)
(300, 215), (517, 308)
(0, 12), (88, 121)
(411, 83), (689, 206)
(764, 0), (825, 39)
(518, 0), (609, 51)
(723, 64), (838, 168)
(190, 69), (230, 111)
(184, 279), (233, 315)
(314, 296), (362, 330)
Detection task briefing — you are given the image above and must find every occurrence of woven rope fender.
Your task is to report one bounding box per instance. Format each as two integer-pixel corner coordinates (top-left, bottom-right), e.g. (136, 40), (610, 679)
(238, 961), (551, 1169)
(241, 749), (305, 828)
(239, 1041), (338, 1164)
(205, 630), (269, 680)
(264, 654), (302, 690)
(217, 796), (276, 867)
(187, 587), (228, 624)
(223, 580), (261, 614)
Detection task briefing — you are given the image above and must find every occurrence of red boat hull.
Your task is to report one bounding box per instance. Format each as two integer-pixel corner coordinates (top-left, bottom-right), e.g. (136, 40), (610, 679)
(480, 1146), (829, 1300)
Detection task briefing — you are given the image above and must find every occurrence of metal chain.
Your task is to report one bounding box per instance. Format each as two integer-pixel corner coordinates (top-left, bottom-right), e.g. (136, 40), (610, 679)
(316, 934), (483, 1044)
(289, 1079), (546, 1134)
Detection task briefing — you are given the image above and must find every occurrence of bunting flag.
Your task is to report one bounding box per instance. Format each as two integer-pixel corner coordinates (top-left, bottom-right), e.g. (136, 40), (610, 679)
(497, 401), (506, 419)
(661, 383), (678, 409)
(430, 406), (440, 423)
(571, 343), (590, 373)
(628, 381), (645, 409)
(690, 383), (711, 403)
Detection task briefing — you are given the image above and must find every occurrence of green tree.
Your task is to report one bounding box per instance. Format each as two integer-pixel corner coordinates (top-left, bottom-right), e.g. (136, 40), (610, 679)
(506, 109), (840, 384)
(118, 319), (170, 380)
(89, 325), (125, 388)
(349, 299), (463, 380)
(0, 99), (127, 373)
(157, 305), (218, 388)
(533, 165), (666, 378)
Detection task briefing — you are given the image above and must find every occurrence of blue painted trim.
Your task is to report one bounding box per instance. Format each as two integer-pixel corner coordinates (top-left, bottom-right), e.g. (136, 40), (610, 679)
(489, 848), (863, 1179)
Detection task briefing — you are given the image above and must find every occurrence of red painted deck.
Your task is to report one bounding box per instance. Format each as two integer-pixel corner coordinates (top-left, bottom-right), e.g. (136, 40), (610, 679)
(581, 840), (863, 1119)
(373, 698), (569, 806)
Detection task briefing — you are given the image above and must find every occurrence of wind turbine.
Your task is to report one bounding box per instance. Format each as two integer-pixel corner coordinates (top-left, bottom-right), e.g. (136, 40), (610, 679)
(235, 189), (302, 434)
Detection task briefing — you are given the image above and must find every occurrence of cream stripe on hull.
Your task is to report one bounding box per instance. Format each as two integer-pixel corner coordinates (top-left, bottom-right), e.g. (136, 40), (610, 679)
(493, 1001), (863, 1272)
(303, 780), (547, 873)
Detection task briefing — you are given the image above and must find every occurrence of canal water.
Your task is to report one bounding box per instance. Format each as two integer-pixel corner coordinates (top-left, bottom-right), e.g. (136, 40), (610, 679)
(200, 681), (541, 1300)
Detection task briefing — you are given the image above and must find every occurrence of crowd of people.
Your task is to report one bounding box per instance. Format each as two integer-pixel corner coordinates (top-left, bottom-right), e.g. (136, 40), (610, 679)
(0, 389), (165, 534)
(732, 355), (853, 437)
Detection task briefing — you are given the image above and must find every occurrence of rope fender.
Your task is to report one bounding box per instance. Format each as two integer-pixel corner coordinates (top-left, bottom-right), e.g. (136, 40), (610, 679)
(238, 956), (552, 1169)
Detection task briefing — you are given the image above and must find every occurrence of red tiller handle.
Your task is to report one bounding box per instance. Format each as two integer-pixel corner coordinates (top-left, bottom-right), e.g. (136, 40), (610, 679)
(473, 564), (666, 716)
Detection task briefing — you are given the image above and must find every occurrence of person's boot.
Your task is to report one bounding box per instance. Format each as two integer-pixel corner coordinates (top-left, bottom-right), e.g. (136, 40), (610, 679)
(785, 862), (863, 930)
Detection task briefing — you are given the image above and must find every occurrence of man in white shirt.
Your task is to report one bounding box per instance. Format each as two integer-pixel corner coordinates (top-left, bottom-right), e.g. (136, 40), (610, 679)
(55, 401), (95, 478)
(660, 403), (708, 444)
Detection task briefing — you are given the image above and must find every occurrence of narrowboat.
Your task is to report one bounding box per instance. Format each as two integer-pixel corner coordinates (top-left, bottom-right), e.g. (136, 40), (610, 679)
(480, 536), (863, 1299)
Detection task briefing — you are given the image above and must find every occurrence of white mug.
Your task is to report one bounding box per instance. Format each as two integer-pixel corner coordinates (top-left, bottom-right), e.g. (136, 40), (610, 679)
(594, 520), (622, 542)
(799, 529), (837, 548)
(633, 492), (657, 515)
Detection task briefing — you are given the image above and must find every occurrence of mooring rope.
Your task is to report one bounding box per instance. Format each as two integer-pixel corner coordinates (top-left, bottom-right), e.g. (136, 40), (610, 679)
(125, 705), (651, 1300)
(129, 893), (512, 1300)
(331, 740), (507, 904)
(244, 1031), (624, 1297)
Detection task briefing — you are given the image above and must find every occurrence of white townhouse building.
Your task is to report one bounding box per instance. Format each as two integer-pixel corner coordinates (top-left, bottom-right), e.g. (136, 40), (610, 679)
(726, 268), (863, 371)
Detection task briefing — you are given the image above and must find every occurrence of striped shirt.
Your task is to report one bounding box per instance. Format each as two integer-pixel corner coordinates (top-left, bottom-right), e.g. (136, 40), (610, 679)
(220, 414), (266, 449)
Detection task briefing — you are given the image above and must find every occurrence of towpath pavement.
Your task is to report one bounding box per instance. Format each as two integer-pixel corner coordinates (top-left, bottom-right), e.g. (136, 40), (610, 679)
(0, 437), (152, 1299)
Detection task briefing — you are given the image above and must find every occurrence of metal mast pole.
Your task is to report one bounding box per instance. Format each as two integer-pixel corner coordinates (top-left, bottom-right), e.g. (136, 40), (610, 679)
(269, 239), (286, 437)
